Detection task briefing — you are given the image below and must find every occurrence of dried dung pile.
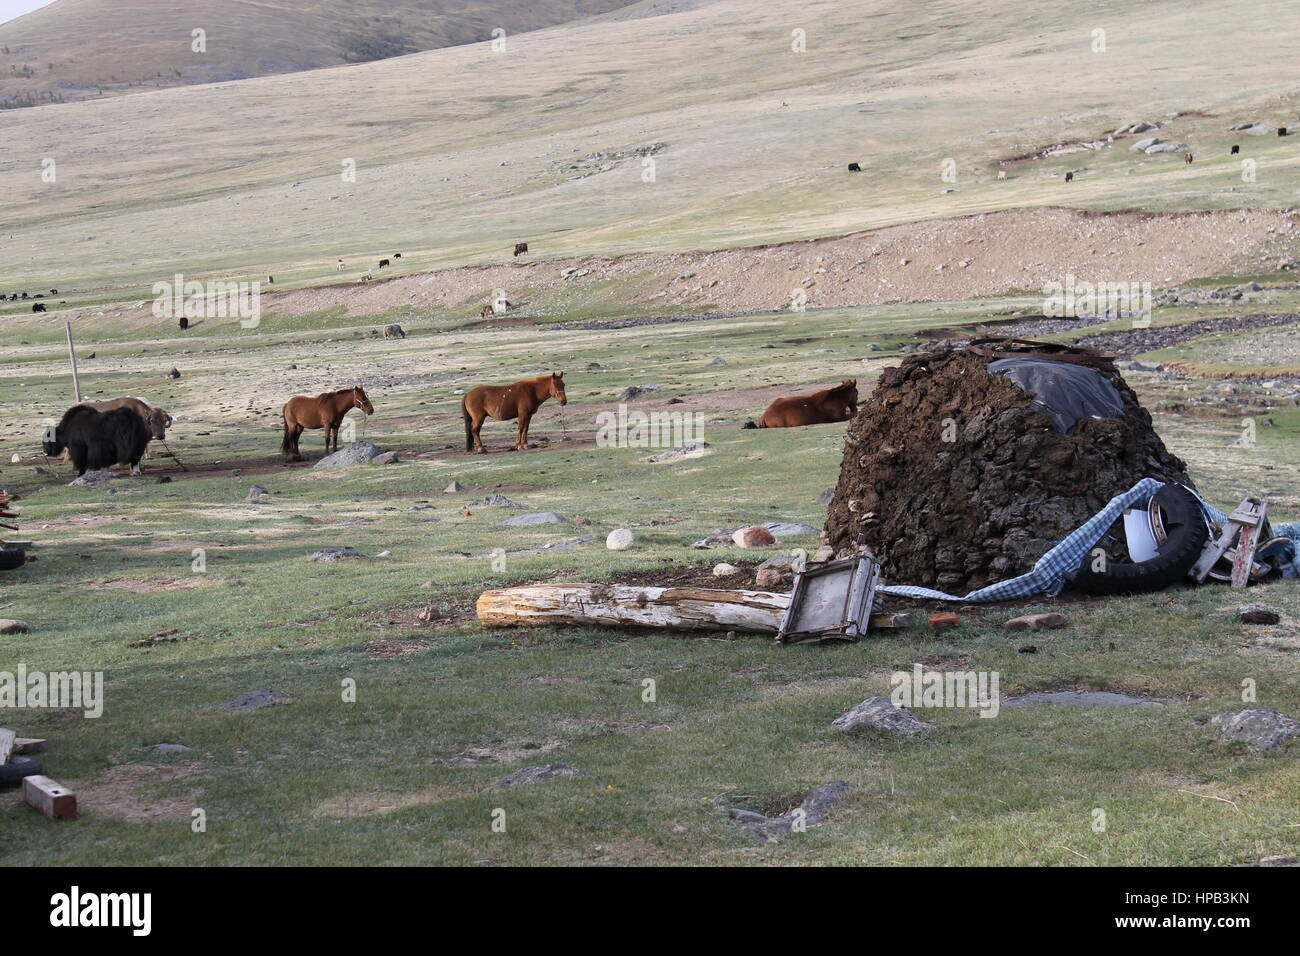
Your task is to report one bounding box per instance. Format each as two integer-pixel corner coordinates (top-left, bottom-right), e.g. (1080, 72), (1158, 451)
(824, 346), (1191, 593)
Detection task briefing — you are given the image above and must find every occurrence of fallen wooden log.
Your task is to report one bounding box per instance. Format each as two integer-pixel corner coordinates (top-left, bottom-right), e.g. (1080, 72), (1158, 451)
(477, 584), (792, 633)
(23, 775), (77, 820)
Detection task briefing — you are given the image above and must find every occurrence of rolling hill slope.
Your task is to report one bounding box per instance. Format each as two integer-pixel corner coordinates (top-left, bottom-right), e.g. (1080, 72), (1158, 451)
(0, 0), (642, 108)
(3, 0), (1300, 292)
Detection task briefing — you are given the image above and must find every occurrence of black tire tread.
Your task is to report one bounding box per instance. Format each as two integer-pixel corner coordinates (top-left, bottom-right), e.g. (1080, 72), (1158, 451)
(1073, 484), (1208, 596)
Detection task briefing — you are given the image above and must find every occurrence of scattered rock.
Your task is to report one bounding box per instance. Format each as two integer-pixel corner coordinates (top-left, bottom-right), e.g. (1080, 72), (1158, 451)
(1003, 612), (1068, 631)
(1238, 605), (1281, 625)
(754, 554), (797, 589)
(712, 563), (740, 576)
(733, 526), (777, 548)
(151, 743), (194, 753)
(606, 528), (635, 551)
(1211, 709), (1299, 753)
(311, 547), (366, 562)
(483, 763), (586, 792)
(444, 480), (465, 493)
(0, 619), (31, 634)
(247, 484), (269, 501)
(648, 440), (709, 462)
(619, 384), (659, 400)
(69, 469), (117, 487)
(470, 493), (523, 508)
(816, 488), (835, 505)
(499, 511), (567, 527)
(1004, 691), (1161, 708)
(706, 357), (727, 367)
(731, 781), (853, 843)
(313, 442), (383, 470)
(370, 451), (400, 465)
(833, 696), (933, 736)
(207, 690), (291, 712)
(764, 522), (817, 536)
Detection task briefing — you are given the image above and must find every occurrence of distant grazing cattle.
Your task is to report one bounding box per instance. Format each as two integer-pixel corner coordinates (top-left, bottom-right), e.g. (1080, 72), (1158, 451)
(178, 316), (189, 330)
(513, 243), (528, 257)
(1231, 144), (1240, 155)
(997, 170), (1007, 179)
(1280, 127), (1289, 137)
(383, 324), (405, 339)
(20, 292), (28, 299)
(32, 303), (46, 313)
(1184, 152), (1193, 164)
(480, 304), (494, 318)
(337, 259), (345, 271)
(393, 253), (402, 258)
(267, 276), (274, 284)
(44, 405), (150, 476)
(49, 289), (57, 295)
(378, 258), (390, 269)
(1064, 172), (1074, 182)
(84, 397), (173, 442)
(848, 163), (861, 172)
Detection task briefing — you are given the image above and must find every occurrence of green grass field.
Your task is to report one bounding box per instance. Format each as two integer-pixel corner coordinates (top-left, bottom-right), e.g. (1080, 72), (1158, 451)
(1, 293), (1297, 866)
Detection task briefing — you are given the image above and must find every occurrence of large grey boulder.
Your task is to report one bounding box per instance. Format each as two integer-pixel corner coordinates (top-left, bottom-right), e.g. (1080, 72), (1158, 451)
(69, 469), (117, 486)
(833, 696), (933, 736)
(313, 442), (382, 470)
(1211, 709), (1300, 753)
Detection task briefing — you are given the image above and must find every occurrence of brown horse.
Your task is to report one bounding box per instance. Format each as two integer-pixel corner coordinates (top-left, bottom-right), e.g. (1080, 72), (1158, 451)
(281, 386), (374, 460)
(758, 380), (858, 428)
(462, 373), (566, 453)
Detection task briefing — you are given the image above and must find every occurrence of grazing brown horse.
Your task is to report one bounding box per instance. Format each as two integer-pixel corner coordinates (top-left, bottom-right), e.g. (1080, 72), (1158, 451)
(281, 386), (374, 460)
(758, 380), (858, 428)
(462, 373), (566, 453)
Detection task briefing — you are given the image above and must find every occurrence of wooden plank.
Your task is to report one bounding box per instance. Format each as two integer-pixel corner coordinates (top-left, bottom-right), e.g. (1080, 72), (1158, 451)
(1231, 501), (1268, 588)
(0, 728), (14, 766)
(22, 775), (77, 820)
(477, 584), (791, 633)
(14, 737), (47, 755)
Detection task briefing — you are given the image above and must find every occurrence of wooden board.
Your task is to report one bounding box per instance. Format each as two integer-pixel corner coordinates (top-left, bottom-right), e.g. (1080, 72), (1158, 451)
(14, 737), (47, 755)
(22, 775), (77, 820)
(477, 584), (792, 633)
(0, 728), (14, 766)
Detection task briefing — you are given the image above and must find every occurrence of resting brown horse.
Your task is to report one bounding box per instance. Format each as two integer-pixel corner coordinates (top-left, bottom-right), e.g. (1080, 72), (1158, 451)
(281, 386), (374, 460)
(758, 380), (858, 428)
(462, 373), (566, 453)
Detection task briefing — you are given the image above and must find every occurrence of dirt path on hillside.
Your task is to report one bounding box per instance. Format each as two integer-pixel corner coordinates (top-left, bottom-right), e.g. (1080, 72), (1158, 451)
(267, 207), (1298, 319)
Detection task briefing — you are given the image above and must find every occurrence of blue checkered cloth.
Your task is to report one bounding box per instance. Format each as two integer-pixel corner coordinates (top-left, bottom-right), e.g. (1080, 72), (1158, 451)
(877, 477), (1298, 602)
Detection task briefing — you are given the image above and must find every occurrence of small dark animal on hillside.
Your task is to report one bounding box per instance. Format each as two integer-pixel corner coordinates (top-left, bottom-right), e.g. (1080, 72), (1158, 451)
(32, 303), (46, 313)
(267, 276), (274, 283)
(20, 292), (28, 299)
(378, 259), (390, 269)
(44, 405), (150, 476)
(50, 289), (57, 295)
(1184, 152), (1193, 164)
(462, 372), (566, 453)
(1280, 127), (1289, 137)
(759, 380), (858, 428)
(1064, 172), (1074, 182)
(848, 163), (861, 172)
(513, 242), (528, 257)
(1231, 144), (1240, 154)
(178, 316), (189, 330)
(383, 324), (405, 339)
(281, 385), (374, 461)
(393, 253), (402, 258)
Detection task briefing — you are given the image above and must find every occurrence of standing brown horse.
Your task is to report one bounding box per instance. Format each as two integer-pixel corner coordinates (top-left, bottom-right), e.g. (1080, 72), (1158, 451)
(462, 373), (566, 453)
(758, 380), (858, 428)
(281, 386), (374, 460)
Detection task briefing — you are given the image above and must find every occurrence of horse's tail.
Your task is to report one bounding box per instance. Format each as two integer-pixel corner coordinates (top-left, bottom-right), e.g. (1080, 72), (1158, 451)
(461, 396), (473, 451)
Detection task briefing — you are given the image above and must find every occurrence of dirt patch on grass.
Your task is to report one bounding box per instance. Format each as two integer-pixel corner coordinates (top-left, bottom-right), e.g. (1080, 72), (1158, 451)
(441, 740), (567, 766)
(314, 783), (476, 817)
(89, 574), (213, 594)
(603, 560), (763, 589)
(75, 763), (203, 822)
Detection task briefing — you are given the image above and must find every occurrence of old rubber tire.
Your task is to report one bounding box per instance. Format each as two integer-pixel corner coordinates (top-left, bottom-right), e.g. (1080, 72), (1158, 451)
(0, 548), (26, 571)
(0, 755), (43, 788)
(1072, 484), (1208, 596)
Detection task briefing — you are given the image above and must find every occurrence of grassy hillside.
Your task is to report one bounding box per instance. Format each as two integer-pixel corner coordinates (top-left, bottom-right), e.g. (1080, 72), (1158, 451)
(3, 0), (1300, 296)
(0, 0), (641, 108)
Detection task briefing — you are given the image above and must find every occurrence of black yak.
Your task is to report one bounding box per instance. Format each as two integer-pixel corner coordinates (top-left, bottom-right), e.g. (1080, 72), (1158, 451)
(378, 258), (390, 269)
(513, 242), (528, 257)
(44, 405), (151, 476)
(32, 303), (46, 313)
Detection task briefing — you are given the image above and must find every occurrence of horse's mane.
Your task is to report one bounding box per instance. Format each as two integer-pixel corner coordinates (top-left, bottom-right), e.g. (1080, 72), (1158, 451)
(824, 380), (856, 397)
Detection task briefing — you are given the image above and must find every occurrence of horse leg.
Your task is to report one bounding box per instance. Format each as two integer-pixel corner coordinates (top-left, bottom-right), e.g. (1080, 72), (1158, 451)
(516, 410), (533, 450)
(290, 425), (304, 461)
(471, 410), (487, 453)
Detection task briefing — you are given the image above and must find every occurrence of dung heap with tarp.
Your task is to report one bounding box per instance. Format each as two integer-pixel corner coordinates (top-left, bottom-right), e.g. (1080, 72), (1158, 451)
(824, 340), (1192, 594)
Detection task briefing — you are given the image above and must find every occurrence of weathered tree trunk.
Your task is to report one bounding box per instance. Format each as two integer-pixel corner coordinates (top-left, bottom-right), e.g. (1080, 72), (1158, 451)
(476, 584), (792, 633)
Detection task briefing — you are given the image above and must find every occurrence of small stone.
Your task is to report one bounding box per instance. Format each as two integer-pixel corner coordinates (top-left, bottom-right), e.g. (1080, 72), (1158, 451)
(483, 763), (586, 792)
(444, 481), (465, 493)
(1238, 605), (1281, 625)
(499, 511), (567, 527)
(1211, 709), (1300, 753)
(247, 484), (269, 501)
(152, 743), (193, 753)
(370, 451), (400, 465)
(311, 547), (366, 562)
(712, 563), (739, 576)
(1003, 612), (1067, 631)
(833, 697), (932, 736)
(606, 528), (635, 550)
(733, 526), (777, 548)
